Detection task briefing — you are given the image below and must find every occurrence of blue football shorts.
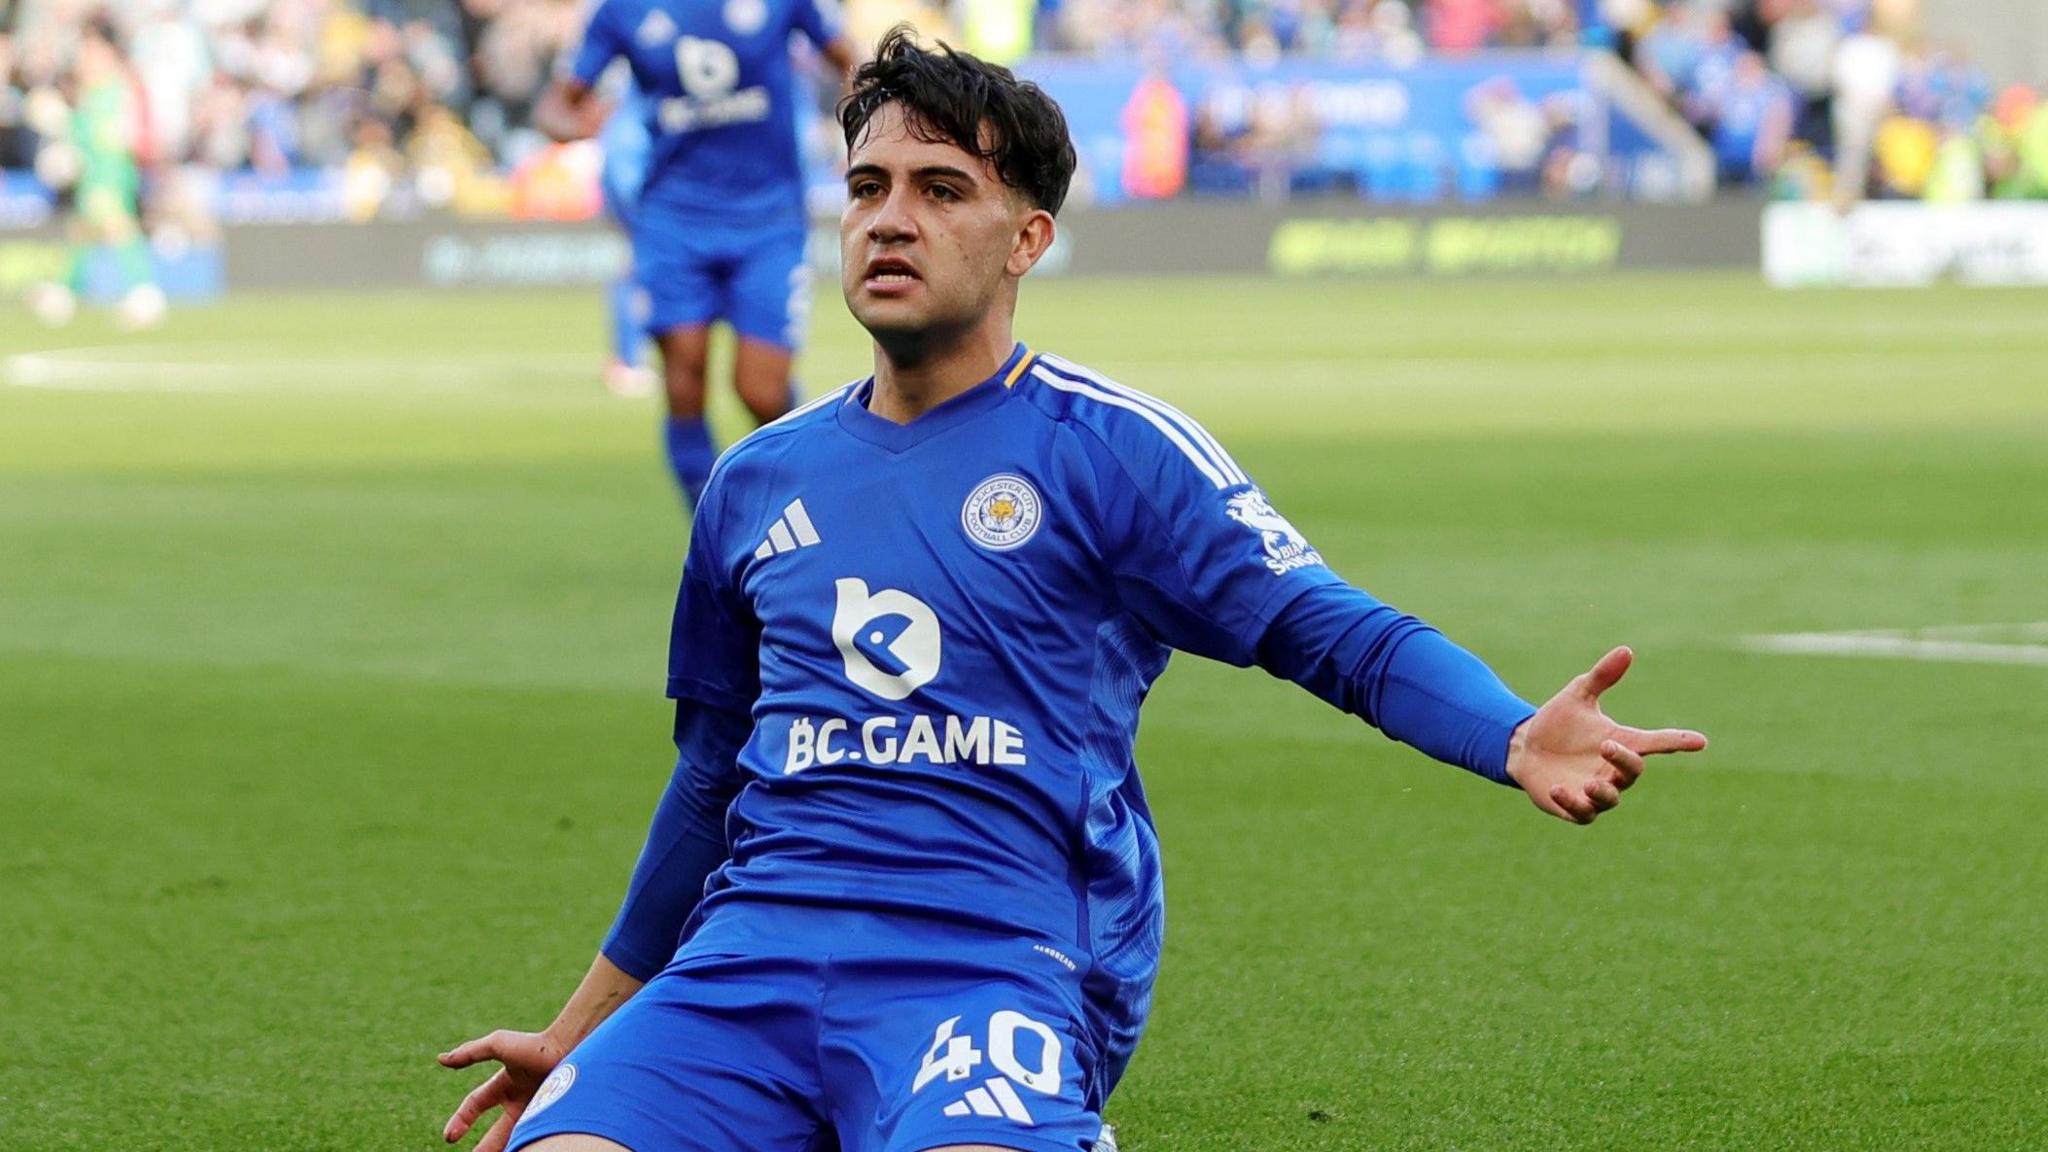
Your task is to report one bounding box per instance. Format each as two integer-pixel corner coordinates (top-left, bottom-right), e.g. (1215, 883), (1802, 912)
(632, 219), (811, 350)
(506, 914), (1108, 1152)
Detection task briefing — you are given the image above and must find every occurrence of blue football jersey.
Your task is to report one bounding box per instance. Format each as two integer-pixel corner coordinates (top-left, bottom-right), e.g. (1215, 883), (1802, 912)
(571, 0), (840, 220)
(667, 345), (1344, 1080)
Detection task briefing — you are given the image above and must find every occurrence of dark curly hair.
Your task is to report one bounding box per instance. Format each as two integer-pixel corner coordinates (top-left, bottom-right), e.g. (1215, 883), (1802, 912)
(838, 26), (1077, 216)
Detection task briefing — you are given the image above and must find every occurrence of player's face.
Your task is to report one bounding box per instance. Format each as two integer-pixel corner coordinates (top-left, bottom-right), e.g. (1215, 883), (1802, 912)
(841, 104), (1048, 343)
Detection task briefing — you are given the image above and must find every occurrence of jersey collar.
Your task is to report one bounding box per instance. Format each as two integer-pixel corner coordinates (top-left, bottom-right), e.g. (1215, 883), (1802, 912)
(836, 344), (1032, 453)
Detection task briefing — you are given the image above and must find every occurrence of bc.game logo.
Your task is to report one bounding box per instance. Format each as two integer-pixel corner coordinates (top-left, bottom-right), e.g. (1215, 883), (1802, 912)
(831, 578), (942, 700)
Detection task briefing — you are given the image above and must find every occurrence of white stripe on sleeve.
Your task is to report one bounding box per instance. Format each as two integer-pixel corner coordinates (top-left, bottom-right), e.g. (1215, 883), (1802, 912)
(1038, 354), (1249, 486)
(1029, 365), (1229, 489)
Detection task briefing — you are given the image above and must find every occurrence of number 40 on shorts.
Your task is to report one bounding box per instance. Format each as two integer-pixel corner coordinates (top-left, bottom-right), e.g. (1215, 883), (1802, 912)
(912, 1010), (1067, 1125)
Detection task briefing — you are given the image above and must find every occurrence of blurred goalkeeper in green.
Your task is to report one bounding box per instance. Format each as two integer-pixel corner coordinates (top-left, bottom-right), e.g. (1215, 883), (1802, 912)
(30, 25), (164, 329)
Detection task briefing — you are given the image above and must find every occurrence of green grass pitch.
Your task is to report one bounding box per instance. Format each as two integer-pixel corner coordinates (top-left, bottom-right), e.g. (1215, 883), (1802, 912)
(2, 274), (2043, 1150)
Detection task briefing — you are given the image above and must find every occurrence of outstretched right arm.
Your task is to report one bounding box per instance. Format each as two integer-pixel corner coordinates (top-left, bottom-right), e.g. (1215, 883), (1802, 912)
(1068, 359), (1703, 823)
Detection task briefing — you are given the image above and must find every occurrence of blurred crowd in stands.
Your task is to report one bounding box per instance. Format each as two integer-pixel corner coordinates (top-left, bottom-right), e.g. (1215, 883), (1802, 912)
(0, 0), (2041, 214)
(1618, 0), (2048, 199)
(0, 0), (578, 223)
(918, 0), (1581, 63)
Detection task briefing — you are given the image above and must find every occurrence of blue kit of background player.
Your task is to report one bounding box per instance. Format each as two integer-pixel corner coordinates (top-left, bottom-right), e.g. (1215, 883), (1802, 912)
(598, 80), (654, 395)
(544, 0), (854, 504)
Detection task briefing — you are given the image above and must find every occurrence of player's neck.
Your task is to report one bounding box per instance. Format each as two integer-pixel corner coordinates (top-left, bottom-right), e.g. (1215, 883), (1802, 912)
(867, 324), (1016, 424)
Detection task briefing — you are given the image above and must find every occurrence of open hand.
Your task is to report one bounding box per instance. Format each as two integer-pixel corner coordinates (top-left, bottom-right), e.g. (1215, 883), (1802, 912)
(1506, 647), (1707, 825)
(438, 1029), (568, 1152)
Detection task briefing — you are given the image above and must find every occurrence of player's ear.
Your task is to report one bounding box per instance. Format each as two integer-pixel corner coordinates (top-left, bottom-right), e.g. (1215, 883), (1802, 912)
(1006, 209), (1056, 279)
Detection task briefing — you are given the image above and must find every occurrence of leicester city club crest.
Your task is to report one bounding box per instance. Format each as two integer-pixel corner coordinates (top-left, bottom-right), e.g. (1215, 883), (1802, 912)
(961, 474), (1042, 552)
(522, 1063), (576, 1124)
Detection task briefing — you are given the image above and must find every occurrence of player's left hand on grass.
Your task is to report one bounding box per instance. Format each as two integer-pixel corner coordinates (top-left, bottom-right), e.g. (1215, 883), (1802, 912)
(1505, 646), (1707, 825)
(438, 1029), (564, 1152)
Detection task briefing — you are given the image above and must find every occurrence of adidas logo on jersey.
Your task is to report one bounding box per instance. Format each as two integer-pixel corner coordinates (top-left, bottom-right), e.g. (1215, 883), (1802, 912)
(753, 499), (821, 559)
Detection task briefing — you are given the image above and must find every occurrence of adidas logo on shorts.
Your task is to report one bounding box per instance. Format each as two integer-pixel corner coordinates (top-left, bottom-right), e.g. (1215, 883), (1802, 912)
(940, 1075), (1038, 1124)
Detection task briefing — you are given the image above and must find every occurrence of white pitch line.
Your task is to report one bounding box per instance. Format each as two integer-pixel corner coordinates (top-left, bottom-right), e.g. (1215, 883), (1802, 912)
(1741, 627), (2048, 668)
(1907, 621), (2048, 642)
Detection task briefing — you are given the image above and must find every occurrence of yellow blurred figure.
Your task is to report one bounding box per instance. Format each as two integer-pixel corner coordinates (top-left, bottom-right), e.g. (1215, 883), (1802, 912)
(1922, 128), (1983, 203)
(847, 0), (956, 52)
(960, 0), (1036, 65)
(1873, 115), (1937, 197)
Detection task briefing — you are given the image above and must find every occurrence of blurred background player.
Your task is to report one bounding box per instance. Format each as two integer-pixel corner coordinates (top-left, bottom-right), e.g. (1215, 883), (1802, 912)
(535, 0), (857, 508)
(598, 76), (655, 399)
(29, 23), (165, 330)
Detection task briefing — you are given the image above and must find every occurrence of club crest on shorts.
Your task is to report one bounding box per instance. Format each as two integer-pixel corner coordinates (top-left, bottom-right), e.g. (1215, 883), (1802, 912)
(961, 474), (1042, 552)
(523, 1063), (576, 1124)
